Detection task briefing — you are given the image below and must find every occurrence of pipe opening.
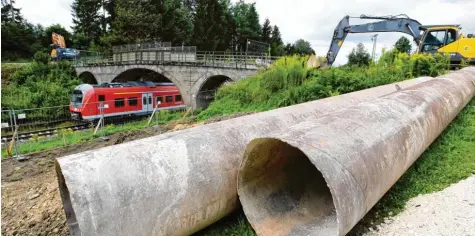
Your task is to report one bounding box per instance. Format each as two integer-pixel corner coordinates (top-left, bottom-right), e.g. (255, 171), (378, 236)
(238, 138), (338, 235)
(55, 161), (81, 236)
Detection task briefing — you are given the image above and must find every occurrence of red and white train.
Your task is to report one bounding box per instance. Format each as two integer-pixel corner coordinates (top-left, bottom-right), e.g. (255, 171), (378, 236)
(69, 81), (185, 121)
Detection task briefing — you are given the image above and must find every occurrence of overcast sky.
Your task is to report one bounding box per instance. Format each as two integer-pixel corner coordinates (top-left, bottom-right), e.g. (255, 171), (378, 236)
(15, 0), (475, 65)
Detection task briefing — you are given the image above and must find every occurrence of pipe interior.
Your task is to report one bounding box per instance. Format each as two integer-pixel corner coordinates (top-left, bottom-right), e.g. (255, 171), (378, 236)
(239, 138), (338, 235)
(55, 162), (81, 236)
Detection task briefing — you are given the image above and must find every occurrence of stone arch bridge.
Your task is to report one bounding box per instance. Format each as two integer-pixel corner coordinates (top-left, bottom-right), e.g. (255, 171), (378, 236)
(75, 64), (260, 108)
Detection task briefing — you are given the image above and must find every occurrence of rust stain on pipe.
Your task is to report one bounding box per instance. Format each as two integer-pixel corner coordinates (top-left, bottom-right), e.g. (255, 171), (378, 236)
(237, 67), (475, 236)
(55, 77), (433, 236)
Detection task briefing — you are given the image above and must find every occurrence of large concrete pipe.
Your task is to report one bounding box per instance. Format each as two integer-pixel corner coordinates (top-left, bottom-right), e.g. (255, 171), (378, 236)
(56, 76), (432, 236)
(237, 67), (475, 236)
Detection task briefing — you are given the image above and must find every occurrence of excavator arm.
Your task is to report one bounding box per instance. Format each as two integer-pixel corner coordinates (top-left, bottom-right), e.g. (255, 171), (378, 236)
(326, 14), (423, 66)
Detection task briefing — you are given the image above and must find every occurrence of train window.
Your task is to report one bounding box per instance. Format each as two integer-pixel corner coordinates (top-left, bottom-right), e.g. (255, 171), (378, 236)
(156, 96), (163, 104)
(149, 96), (152, 104)
(166, 96), (173, 103)
(143, 97), (147, 105)
(98, 95), (105, 102)
(115, 98), (125, 108)
(71, 90), (83, 103)
(128, 97), (138, 106)
(175, 95), (182, 102)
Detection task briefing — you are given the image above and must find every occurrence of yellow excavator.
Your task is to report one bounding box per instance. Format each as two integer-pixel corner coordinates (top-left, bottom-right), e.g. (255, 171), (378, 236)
(310, 14), (475, 67)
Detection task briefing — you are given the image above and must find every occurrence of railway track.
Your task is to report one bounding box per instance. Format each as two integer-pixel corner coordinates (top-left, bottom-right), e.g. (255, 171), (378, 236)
(1, 123), (90, 144)
(1, 107), (187, 146)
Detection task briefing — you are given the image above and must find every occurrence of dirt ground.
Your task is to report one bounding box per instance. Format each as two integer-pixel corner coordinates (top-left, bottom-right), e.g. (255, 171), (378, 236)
(1, 113), (250, 235)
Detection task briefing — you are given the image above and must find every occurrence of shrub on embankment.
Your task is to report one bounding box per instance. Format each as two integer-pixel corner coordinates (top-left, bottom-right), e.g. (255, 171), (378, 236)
(1, 64), (26, 86)
(198, 51), (450, 120)
(1, 53), (81, 119)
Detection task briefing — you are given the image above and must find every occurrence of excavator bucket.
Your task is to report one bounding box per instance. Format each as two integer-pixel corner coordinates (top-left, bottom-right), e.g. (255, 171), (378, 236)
(307, 55), (329, 69)
(52, 32), (66, 48)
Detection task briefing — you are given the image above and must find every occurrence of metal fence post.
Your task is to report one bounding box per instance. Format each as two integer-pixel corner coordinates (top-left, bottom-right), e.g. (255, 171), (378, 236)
(156, 109), (159, 127)
(100, 101), (105, 140)
(11, 109), (21, 159)
(8, 108), (14, 141)
(5, 108), (15, 158)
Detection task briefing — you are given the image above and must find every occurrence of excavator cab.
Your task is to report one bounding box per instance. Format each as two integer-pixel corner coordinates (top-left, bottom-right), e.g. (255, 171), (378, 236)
(418, 25), (475, 64)
(418, 26), (459, 54)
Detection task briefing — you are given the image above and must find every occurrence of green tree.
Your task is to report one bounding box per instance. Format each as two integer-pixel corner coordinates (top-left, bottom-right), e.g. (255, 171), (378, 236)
(394, 36), (412, 54)
(270, 25), (284, 56)
(1, 2), (40, 60)
(104, 0), (116, 31)
(71, 0), (103, 47)
(247, 3), (261, 41)
(182, 0), (197, 15)
(348, 43), (371, 66)
(221, 0), (236, 51)
(1, 22), (38, 60)
(108, 0), (193, 45)
(261, 18), (271, 44)
(284, 43), (295, 55)
(232, 1), (261, 51)
(72, 32), (90, 50)
(109, 0), (163, 44)
(293, 39), (314, 55)
(1, 0), (23, 23)
(193, 0), (233, 50)
(160, 0), (193, 45)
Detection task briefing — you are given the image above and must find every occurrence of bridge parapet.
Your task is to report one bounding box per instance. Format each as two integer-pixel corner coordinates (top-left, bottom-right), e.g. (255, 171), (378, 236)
(73, 50), (279, 70)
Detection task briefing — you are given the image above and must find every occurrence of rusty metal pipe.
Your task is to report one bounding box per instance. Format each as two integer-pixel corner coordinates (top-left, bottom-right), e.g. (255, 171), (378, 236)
(56, 76), (433, 236)
(237, 67), (475, 236)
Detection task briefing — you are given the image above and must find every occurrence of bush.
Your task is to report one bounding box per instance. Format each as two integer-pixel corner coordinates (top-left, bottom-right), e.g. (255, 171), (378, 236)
(1, 64), (25, 86)
(1, 59), (81, 120)
(33, 51), (50, 64)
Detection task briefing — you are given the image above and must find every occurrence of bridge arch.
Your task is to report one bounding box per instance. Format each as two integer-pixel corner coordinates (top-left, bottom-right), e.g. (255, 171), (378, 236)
(110, 66), (188, 105)
(78, 71), (98, 84)
(112, 68), (174, 83)
(195, 73), (234, 109)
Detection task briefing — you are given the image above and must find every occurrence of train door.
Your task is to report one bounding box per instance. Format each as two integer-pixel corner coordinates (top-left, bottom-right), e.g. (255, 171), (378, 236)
(142, 93), (153, 113)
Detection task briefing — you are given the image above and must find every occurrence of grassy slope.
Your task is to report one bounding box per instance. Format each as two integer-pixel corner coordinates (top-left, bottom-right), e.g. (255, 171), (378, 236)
(196, 98), (475, 235)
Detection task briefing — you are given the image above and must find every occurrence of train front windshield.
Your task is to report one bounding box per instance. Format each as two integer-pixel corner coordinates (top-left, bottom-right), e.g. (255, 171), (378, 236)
(70, 90), (83, 107)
